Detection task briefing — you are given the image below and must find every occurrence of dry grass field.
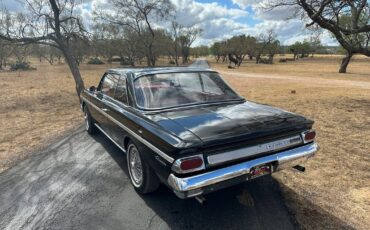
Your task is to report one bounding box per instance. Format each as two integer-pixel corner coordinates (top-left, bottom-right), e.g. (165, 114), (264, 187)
(0, 55), (369, 229)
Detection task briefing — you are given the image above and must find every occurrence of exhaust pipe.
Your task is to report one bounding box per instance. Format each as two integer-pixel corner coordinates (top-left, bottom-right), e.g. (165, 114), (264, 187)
(195, 196), (207, 205)
(293, 165), (306, 172)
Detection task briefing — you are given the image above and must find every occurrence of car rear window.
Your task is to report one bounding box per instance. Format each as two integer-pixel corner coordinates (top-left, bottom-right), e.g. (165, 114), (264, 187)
(133, 72), (242, 109)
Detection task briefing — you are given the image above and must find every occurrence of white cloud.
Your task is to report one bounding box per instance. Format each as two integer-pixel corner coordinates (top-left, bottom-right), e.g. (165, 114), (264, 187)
(1, 0), (338, 46)
(230, 0), (338, 46)
(171, 0), (247, 27)
(231, 0), (259, 10)
(253, 5), (298, 21)
(169, 0), (251, 46)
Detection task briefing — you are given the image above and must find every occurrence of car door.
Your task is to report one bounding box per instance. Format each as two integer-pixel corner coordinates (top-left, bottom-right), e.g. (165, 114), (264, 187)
(98, 73), (120, 136)
(88, 73), (108, 125)
(92, 73), (118, 133)
(105, 74), (132, 145)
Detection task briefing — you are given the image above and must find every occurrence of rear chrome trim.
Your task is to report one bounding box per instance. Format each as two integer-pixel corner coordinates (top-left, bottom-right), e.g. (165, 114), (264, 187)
(81, 96), (174, 163)
(94, 123), (126, 153)
(168, 142), (318, 196)
(207, 135), (303, 166)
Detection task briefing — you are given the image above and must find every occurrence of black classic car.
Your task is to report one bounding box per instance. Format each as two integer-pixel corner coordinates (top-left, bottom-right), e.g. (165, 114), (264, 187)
(80, 67), (318, 199)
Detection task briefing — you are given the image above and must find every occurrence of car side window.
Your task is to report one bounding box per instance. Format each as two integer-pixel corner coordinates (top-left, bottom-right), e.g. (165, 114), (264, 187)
(114, 75), (128, 104)
(99, 73), (119, 98)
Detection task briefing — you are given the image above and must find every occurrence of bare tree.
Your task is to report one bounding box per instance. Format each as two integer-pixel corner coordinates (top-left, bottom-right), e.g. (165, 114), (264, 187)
(31, 44), (63, 65)
(226, 35), (254, 66)
(95, 0), (173, 67)
(211, 35), (257, 64)
(255, 30), (280, 64)
(0, 39), (12, 69)
(190, 45), (209, 58)
(69, 36), (90, 66)
(210, 42), (223, 62)
(178, 27), (201, 64)
(12, 44), (32, 63)
(91, 23), (122, 62)
(267, 0), (370, 73)
(169, 21), (181, 66)
(264, 40), (280, 63)
(91, 22), (145, 66)
(0, 0), (87, 96)
(245, 36), (258, 60)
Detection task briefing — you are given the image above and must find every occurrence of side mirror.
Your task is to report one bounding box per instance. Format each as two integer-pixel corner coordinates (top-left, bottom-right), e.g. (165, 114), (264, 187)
(89, 86), (96, 92)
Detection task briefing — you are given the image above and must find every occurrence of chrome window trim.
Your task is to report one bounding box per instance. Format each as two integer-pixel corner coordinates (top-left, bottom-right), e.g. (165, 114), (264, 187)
(81, 96), (175, 163)
(207, 135), (303, 166)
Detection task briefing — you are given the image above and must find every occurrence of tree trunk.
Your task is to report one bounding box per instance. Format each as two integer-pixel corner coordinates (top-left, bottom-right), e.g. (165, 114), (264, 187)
(146, 44), (155, 67)
(256, 54), (261, 64)
(222, 55), (227, 62)
(268, 54), (274, 64)
(183, 54), (189, 64)
(174, 44), (179, 66)
(146, 51), (151, 66)
(174, 54), (179, 66)
(339, 52), (353, 73)
(61, 46), (85, 97)
(215, 56), (220, 63)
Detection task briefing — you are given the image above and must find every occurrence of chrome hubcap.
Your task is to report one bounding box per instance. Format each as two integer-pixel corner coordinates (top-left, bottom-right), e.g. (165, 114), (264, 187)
(84, 108), (89, 131)
(128, 145), (143, 187)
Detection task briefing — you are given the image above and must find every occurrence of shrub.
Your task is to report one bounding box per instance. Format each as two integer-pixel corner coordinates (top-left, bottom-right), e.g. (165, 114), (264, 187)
(259, 58), (273, 64)
(120, 59), (133, 66)
(108, 57), (122, 63)
(279, 58), (287, 63)
(10, 61), (36, 71)
(87, 58), (105, 65)
(168, 60), (176, 65)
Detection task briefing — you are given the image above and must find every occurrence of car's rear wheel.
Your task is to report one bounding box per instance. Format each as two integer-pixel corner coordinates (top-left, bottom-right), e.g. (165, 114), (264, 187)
(127, 141), (160, 194)
(84, 105), (98, 135)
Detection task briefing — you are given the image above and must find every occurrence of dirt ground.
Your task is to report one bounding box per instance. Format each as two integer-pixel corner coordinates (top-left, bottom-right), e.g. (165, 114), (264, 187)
(0, 55), (369, 229)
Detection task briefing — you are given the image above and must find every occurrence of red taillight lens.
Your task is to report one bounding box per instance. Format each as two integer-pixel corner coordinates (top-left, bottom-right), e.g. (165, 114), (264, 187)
(304, 130), (316, 142)
(180, 157), (203, 171)
(172, 155), (205, 174)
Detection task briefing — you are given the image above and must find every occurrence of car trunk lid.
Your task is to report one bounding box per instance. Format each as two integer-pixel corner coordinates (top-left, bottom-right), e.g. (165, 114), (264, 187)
(154, 101), (312, 148)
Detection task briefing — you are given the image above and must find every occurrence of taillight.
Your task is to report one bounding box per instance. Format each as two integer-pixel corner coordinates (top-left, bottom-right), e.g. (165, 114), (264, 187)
(172, 155), (205, 174)
(302, 130), (316, 143)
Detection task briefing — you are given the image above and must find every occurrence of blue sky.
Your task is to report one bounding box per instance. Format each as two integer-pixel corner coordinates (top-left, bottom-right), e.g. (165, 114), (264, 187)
(193, 0), (261, 25)
(1, 0), (337, 46)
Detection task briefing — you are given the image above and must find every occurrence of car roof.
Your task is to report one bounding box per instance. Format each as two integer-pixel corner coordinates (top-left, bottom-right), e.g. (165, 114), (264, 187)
(107, 67), (217, 78)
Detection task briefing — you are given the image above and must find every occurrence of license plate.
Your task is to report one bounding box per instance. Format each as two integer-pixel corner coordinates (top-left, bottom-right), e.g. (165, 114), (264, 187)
(249, 164), (271, 179)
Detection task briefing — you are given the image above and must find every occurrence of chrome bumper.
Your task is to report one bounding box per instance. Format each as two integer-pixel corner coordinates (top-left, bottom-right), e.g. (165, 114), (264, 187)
(168, 142), (318, 198)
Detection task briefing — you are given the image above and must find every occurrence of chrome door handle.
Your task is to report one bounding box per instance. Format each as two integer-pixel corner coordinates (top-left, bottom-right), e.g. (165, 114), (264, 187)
(101, 108), (109, 112)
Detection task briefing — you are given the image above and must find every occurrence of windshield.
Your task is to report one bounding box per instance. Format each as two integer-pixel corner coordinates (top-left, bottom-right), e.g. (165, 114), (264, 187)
(133, 72), (243, 109)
